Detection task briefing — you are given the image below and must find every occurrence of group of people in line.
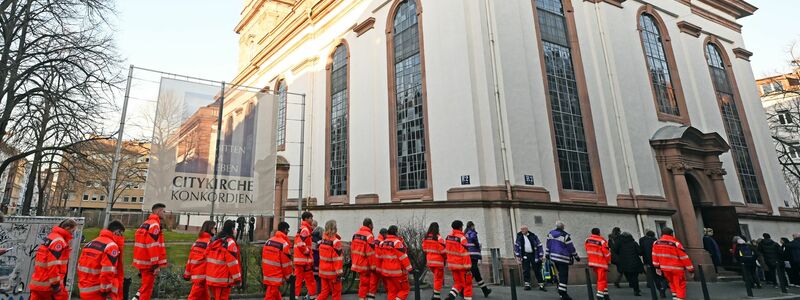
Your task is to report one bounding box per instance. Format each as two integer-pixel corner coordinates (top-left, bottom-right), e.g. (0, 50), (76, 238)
(513, 222), (693, 300)
(19, 203), (800, 300)
(702, 228), (800, 289)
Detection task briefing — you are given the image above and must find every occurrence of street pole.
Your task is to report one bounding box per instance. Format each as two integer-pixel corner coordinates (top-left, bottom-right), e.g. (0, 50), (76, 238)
(103, 65), (134, 227)
(296, 94), (306, 229)
(210, 81), (226, 219)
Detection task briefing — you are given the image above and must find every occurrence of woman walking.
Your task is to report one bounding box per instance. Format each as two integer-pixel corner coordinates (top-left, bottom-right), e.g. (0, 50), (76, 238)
(205, 220), (241, 300)
(185, 221), (216, 300)
(423, 222), (447, 299)
(318, 220), (344, 300)
(615, 232), (644, 296)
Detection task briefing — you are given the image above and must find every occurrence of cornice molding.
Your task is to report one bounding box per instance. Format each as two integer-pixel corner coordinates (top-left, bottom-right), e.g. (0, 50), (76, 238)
(583, 0), (626, 8)
(733, 47), (753, 61)
(353, 17), (375, 37)
(676, 21), (702, 37)
(697, 0), (757, 19)
(691, 4), (742, 33)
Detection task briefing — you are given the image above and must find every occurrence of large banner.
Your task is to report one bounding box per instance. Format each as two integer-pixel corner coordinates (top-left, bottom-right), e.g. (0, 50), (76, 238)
(144, 78), (278, 215)
(0, 217), (84, 300)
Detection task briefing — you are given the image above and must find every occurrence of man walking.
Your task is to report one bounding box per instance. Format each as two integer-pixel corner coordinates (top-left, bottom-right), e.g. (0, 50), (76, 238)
(585, 228), (611, 300)
(514, 225), (545, 291)
(30, 219), (77, 300)
(378, 225), (412, 300)
(446, 220), (473, 300)
(351, 218), (378, 300)
(78, 220), (125, 300)
(652, 227), (693, 300)
(758, 233), (782, 286)
(545, 221), (580, 300)
(639, 230), (667, 297)
(784, 233), (800, 286)
(294, 211), (318, 299)
(262, 222), (293, 300)
(132, 203), (168, 300)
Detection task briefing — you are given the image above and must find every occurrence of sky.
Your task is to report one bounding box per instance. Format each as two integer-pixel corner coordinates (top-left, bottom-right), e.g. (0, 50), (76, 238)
(741, 0), (800, 78)
(115, 0), (241, 82)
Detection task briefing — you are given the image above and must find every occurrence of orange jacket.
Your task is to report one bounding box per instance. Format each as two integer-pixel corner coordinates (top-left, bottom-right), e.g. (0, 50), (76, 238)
(445, 230), (471, 271)
(319, 234), (344, 279)
(585, 234), (611, 269)
(30, 226), (72, 291)
(652, 234), (694, 272)
(184, 232), (212, 283)
(422, 233), (446, 268)
(132, 214), (167, 269)
(293, 220), (314, 265)
(77, 229), (122, 297)
(377, 235), (412, 277)
(262, 231), (293, 286)
(205, 236), (242, 287)
(351, 226), (376, 272)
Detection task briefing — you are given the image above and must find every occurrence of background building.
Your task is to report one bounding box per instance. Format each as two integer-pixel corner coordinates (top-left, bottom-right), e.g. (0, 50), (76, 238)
(0, 143), (28, 215)
(53, 139), (150, 214)
(230, 0), (797, 279)
(758, 67), (800, 209)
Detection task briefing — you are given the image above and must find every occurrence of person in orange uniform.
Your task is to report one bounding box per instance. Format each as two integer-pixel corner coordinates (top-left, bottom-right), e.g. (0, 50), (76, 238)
(445, 220), (472, 300)
(78, 220), (125, 300)
(184, 221), (216, 300)
(373, 228), (388, 296)
(652, 227), (694, 300)
(585, 228), (612, 300)
(351, 218), (377, 300)
(378, 225), (412, 300)
(294, 211), (317, 299)
(132, 203), (168, 300)
(423, 222), (447, 300)
(205, 220), (242, 300)
(262, 221), (293, 300)
(318, 220), (344, 300)
(30, 219), (77, 300)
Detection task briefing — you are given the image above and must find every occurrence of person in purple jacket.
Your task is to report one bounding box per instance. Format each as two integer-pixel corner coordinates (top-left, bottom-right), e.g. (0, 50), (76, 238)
(515, 225), (546, 291)
(465, 221), (492, 297)
(545, 221), (580, 300)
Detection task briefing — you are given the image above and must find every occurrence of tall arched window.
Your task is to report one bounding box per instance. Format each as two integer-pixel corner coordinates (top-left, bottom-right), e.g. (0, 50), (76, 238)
(534, 0), (599, 193)
(327, 43), (349, 199)
(638, 9), (687, 123)
(387, 0), (431, 198)
(705, 42), (763, 204)
(276, 79), (287, 151)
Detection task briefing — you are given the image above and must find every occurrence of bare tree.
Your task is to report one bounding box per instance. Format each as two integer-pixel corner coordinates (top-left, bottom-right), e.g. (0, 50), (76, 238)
(0, 0), (121, 214)
(763, 45), (800, 210)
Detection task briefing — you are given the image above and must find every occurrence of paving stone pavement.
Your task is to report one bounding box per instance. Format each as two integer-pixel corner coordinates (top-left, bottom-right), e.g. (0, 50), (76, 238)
(247, 282), (800, 300)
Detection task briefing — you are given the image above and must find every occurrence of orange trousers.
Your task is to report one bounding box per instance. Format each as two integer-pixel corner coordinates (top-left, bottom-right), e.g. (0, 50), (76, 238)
(80, 292), (117, 300)
(385, 276), (410, 300)
(136, 268), (156, 300)
(357, 270), (379, 299)
(31, 288), (68, 300)
(264, 285), (282, 300)
(663, 270), (687, 300)
(209, 286), (231, 300)
(593, 267), (608, 297)
(449, 270), (473, 299)
(188, 281), (210, 300)
(318, 277), (342, 300)
(294, 265), (317, 297)
(431, 267), (444, 299)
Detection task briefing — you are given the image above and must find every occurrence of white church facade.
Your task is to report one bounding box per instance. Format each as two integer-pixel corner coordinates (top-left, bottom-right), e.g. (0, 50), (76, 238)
(229, 0), (799, 275)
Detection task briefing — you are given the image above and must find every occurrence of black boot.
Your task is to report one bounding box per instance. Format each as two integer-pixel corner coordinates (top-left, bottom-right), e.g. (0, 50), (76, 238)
(482, 286), (492, 297)
(539, 283), (547, 291)
(445, 289), (457, 300)
(560, 293), (573, 300)
(524, 282), (532, 290)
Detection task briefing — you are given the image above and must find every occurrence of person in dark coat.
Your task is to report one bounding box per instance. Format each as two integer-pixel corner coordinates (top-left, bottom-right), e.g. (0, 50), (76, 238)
(703, 228), (722, 271)
(786, 234), (800, 286)
(608, 227), (623, 288)
(615, 232), (644, 296)
(758, 233), (783, 286)
(639, 230), (667, 297)
(515, 225), (546, 291)
(734, 237), (762, 289)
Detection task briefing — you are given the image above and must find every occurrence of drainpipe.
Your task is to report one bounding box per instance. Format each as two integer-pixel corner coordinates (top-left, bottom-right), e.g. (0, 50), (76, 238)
(592, 4), (644, 236)
(484, 0), (518, 237)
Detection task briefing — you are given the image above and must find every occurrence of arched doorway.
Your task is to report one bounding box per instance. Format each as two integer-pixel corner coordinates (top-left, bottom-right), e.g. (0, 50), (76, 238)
(650, 125), (739, 273)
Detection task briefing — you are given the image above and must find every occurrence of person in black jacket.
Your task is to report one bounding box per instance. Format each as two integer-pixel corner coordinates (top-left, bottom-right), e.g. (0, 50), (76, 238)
(703, 228), (722, 272)
(786, 234), (800, 286)
(608, 227), (623, 288)
(639, 230), (667, 298)
(758, 233), (782, 286)
(615, 232), (644, 296)
(734, 237), (762, 289)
